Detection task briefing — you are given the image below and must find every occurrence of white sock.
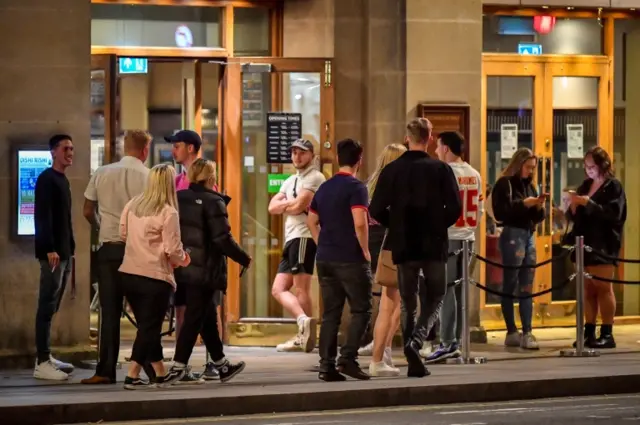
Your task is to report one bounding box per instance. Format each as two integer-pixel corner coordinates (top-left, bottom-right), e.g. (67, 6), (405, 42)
(214, 357), (228, 367)
(296, 314), (308, 329)
(173, 361), (186, 370)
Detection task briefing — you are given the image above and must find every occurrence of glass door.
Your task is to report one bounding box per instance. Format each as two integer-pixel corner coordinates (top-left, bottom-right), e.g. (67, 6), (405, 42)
(540, 58), (610, 326)
(482, 55), (611, 330)
(481, 57), (544, 330)
(222, 58), (334, 345)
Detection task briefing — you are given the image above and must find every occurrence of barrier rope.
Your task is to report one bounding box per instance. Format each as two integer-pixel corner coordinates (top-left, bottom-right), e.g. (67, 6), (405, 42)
(586, 273), (640, 285)
(585, 246), (640, 264)
(472, 273), (576, 300)
(473, 246), (574, 270)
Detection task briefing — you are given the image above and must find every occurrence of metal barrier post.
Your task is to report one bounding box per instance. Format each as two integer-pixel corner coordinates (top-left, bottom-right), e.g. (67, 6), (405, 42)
(560, 236), (599, 358)
(448, 240), (487, 365)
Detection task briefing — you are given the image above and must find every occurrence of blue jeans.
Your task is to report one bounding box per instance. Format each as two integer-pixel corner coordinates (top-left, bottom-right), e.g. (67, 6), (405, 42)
(35, 259), (72, 363)
(439, 240), (472, 345)
(499, 227), (536, 334)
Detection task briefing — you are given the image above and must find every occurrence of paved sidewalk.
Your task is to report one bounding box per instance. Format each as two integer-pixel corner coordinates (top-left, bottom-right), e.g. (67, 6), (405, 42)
(2, 347), (640, 425)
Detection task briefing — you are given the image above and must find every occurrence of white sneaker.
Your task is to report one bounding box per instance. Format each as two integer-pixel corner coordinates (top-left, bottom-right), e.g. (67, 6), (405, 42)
(419, 342), (435, 358)
(276, 335), (304, 352)
(298, 317), (317, 353)
(504, 332), (522, 347)
(521, 332), (539, 350)
(34, 360), (69, 381)
(383, 347), (395, 367)
(50, 355), (74, 374)
(358, 341), (374, 356)
(369, 361), (400, 377)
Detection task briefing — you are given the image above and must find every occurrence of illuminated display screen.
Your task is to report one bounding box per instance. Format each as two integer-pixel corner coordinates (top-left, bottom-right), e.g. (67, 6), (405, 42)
(17, 150), (52, 236)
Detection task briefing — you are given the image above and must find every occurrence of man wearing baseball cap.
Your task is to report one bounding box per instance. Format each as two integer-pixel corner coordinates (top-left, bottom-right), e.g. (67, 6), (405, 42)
(165, 129), (220, 383)
(268, 138), (326, 353)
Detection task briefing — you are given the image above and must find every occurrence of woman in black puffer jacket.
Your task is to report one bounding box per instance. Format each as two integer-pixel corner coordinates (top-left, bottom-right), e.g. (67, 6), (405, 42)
(166, 158), (252, 385)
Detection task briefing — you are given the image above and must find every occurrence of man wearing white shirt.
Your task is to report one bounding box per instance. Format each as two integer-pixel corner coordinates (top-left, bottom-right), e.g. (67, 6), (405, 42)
(427, 131), (483, 363)
(81, 130), (151, 384)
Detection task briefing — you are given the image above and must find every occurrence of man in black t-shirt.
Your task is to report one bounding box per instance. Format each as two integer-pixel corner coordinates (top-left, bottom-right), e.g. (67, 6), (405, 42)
(307, 139), (372, 382)
(33, 134), (76, 381)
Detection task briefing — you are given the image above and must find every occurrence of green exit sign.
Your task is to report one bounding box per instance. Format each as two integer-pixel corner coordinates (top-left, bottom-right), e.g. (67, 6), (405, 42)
(268, 173), (291, 193)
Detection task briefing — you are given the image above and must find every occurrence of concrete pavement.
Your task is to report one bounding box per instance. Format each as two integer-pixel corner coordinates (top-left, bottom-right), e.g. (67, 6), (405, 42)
(97, 394), (640, 425)
(2, 348), (640, 425)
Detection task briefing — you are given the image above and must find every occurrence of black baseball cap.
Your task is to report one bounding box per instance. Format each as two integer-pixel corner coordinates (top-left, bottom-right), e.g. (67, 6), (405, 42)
(164, 130), (202, 149)
(289, 138), (314, 153)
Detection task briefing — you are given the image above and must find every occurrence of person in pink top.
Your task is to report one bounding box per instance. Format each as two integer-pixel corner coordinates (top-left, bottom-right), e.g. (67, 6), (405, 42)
(119, 163), (191, 390)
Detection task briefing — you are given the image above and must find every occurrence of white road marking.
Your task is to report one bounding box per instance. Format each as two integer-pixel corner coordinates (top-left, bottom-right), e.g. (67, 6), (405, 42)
(438, 404), (617, 416)
(587, 415), (611, 419)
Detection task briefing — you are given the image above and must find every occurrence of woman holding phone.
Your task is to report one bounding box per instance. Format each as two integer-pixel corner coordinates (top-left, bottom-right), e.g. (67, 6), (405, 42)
(490, 148), (545, 350)
(566, 146), (626, 349)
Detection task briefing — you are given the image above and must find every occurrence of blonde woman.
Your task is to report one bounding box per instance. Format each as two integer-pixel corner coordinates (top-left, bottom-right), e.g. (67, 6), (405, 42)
(490, 147), (545, 350)
(119, 164), (191, 390)
(168, 159), (251, 384)
(363, 143), (406, 377)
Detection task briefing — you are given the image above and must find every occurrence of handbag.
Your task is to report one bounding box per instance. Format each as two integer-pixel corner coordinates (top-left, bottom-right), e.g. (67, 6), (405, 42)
(374, 233), (398, 288)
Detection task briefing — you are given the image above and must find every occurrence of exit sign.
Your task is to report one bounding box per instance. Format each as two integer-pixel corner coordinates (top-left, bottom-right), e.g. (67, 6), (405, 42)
(518, 43), (542, 55)
(119, 57), (148, 74)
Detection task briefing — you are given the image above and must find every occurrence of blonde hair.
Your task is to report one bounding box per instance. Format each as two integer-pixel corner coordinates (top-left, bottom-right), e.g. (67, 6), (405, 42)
(188, 158), (217, 187)
(406, 118), (433, 144)
(500, 147), (537, 178)
(123, 130), (151, 154)
(130, 163), (178, 217)
(367, 143), (407, 198)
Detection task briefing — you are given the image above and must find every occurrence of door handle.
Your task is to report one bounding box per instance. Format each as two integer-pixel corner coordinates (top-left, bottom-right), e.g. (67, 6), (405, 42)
(545, 244), (550, 253)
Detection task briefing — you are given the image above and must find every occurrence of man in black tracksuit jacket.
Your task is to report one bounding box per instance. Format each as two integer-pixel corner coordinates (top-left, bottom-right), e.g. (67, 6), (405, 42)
(168, 176), (251, 384)
(370, 118), (461, 378)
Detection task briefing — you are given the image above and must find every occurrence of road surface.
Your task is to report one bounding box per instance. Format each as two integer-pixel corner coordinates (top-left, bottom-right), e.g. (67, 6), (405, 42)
(90, 394), (640, 425)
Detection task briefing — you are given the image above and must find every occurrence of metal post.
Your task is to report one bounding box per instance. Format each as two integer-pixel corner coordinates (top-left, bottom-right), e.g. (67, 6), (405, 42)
(448, 240), (487, 365)
(560, 236), (599, 357)
(575, 235), (585, 356)
(461, 240), (471, 363)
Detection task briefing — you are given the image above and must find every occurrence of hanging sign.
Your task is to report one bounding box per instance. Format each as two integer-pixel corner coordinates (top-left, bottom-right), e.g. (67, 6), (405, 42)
(266, 112), (302, 163)
(566, 124), (584, 159)
(500, 123), (518, 159)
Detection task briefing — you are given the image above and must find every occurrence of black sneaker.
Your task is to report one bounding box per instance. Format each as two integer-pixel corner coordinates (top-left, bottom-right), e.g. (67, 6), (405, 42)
(202, 362), (221, 381)
(405, 339), (430, 378)
(318, 368), (346, 382)
(217, 360), (246, 383)
(175, 366), (205, 386)
(156, 366), (186, 387)
(337, 362), (370, 380)
(124, 376), (154, 390)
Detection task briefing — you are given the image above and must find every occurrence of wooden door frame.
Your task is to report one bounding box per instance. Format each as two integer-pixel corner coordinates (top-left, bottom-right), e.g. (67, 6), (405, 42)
(222, 57), (334, 323)
(481, 53), (611, 328)
(91, 54), (118, 164)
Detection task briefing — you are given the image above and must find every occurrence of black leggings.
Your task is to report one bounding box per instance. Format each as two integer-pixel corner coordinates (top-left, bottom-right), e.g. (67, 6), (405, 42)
(122, 274), (172, 365)
(173, 285), (225, 365)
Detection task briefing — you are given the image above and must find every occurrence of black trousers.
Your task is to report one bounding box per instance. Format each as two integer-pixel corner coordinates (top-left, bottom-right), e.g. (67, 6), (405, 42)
(173, 285), (225, 365)
(317, 261), (372, 371)
(95, 243), (126, 380)
(397, 260), (447, 347)
(122, 274), (172, 365)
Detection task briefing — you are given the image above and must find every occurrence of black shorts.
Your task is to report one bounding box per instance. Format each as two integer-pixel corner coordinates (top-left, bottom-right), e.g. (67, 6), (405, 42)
(277, 237), (317, 275)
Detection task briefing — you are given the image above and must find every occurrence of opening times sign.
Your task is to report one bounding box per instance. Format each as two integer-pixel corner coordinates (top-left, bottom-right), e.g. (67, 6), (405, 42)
(266, 112), (302, 163)
(17, 150), (52, 236)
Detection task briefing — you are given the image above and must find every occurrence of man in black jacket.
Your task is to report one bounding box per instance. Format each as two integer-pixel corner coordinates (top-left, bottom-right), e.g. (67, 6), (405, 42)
(165, 159), (252, 385)
(370, 118), (461, 377)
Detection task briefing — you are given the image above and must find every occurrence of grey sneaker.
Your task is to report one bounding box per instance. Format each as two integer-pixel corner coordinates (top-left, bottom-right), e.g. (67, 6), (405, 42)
(521, 332), (539, 350)
(504, 332), (522, 347)
(175, 366), (205, 386)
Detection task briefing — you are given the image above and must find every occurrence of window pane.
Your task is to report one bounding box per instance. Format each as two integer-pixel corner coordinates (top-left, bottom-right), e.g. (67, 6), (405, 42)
(483, 15), (603, 55)
(234, 7), (270, 56)
(91, 4), (222, 48)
